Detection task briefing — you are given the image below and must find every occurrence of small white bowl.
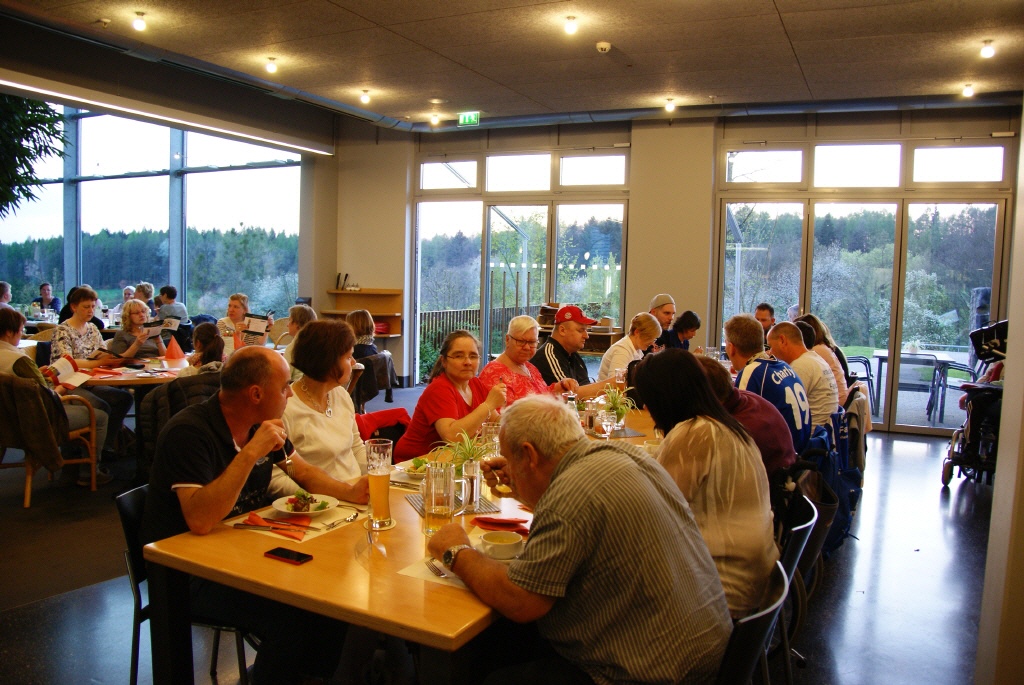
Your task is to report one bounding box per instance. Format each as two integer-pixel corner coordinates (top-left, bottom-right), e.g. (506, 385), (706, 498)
(480, 531), (524, 559)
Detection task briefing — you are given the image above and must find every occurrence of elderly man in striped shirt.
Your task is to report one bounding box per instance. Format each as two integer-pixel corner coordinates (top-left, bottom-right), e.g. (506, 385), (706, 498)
(427, 394), (732, 684)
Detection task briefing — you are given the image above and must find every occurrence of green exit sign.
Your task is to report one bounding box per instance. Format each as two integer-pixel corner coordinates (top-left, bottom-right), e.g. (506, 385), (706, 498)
(457, 111), (480, 127)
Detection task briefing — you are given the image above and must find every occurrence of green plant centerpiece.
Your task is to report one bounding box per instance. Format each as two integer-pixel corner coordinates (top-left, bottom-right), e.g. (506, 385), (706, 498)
(424, 430), (490, 476)
(601, 385), (637, 429)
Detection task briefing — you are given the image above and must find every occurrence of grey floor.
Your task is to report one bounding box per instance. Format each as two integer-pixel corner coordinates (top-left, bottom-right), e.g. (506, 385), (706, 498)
(0, 387), (990, 684)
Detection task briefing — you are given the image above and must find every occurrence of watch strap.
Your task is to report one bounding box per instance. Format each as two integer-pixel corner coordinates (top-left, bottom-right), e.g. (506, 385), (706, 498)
(443, 544), (473, 570)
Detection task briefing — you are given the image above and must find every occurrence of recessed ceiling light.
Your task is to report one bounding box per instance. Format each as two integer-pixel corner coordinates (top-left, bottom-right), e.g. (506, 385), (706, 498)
(980, 40), (995, 58)
(360, 90), (370, 104)
(429, 98), (446, 105)
(963, 84), (974, 97)
(430, 113), (440, 125)
(665, 98), (676, 112)
(265, 58), (277, 74)
(132, 12), (146, 31)
(565, 16), (578, 35)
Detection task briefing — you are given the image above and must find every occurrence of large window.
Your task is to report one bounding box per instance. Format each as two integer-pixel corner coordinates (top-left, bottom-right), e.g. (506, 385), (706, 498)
(0, 101), (300, 318)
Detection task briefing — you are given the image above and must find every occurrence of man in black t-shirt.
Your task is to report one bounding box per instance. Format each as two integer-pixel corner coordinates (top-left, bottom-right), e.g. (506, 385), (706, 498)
(142, 347), (360, 685)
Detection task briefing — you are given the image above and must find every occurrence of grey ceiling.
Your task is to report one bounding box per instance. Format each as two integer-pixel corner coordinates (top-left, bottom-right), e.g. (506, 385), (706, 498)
(3, 0), (1023, 126)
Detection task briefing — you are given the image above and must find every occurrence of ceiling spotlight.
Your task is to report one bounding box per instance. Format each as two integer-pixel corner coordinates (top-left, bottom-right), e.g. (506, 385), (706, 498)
(265, 58), (277, 74)
(665, 98), (676, 112)
(963, 84), (974, 97)
(360, 90), (370, 104)
(132, 12), (146, 31)
(430, 113), (440, 125)
(980, 40), (995, 58)
(565, 16), (578, 35)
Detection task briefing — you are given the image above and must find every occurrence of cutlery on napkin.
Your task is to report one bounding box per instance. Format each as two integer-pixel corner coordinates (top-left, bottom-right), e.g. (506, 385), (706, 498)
(240, 511), (311, 540)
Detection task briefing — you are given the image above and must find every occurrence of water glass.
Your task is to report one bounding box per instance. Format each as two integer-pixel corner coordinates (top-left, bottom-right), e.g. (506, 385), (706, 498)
(480, 421), (501, 458)
(561, 391), (578, 406)
(597, 410), (616, 440)
(462, 460), (481, 513)
(366, 439), (393, 530)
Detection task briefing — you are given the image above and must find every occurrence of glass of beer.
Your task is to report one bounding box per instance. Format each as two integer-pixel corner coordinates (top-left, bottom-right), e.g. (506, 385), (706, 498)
(422, 462), (456, 536)
(365, 439), (393, 530)
(614, 367), (627, 392)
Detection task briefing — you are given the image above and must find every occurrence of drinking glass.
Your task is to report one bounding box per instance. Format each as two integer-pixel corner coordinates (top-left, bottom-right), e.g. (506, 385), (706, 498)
(480, 421), (501, 459)
(614, 368), (627, 393)
(561, 391), (578, 406)
(462, 460), (481, 513)
(365, 439), (393, 530)
(597, 410), (616, 440)
(422, 462), (457, 536)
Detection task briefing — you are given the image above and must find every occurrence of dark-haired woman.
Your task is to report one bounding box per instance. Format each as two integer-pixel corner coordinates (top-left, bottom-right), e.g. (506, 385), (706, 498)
(635, 348), (777, 618)
(394, 330), (505, 462)
(179, 322), (225, 378)
(275, 320), (370, 503)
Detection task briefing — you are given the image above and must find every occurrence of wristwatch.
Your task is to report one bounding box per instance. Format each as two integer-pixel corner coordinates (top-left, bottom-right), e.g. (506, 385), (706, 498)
(442, 544), (473, 570)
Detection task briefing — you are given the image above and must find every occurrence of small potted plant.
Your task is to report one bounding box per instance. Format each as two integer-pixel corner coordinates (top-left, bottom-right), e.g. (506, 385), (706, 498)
(426, 430), (489, 476)
(601, 385), (636, 430)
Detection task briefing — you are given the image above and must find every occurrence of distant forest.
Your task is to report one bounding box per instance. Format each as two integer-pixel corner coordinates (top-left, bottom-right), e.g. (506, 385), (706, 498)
(0, 225), (298, 316)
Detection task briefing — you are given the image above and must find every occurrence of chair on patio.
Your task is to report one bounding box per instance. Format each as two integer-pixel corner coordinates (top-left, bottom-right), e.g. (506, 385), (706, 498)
(845, 355), (875, 414)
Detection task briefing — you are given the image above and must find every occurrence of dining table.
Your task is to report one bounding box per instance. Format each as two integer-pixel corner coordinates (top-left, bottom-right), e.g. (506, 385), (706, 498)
(83, 357), (189, 387)
(144, 480), (533, 684)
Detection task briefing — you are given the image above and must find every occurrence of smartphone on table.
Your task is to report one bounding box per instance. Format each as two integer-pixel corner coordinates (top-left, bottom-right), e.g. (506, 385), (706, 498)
(265, 547), (313, 565)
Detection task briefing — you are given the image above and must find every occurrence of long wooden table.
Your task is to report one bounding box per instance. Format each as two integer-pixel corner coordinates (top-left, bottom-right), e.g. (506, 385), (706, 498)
(144, 485), (527, 684)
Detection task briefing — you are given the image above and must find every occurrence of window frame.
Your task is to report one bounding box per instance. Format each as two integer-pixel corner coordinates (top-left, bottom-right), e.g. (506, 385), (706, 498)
(719, 144), (809, 191)
(905, 140), (1015, 190)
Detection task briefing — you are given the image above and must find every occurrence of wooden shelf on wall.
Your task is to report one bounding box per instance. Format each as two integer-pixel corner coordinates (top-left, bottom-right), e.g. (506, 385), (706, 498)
(322, 288), (403, 339)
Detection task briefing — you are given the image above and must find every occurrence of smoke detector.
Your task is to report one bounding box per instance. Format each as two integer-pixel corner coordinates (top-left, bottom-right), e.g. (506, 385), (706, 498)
(596, 41), (611, 54)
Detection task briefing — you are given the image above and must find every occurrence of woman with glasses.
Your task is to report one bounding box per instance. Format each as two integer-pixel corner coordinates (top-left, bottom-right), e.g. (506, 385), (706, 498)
(479, 315), (577, 407)
(394, 330), (506, 462)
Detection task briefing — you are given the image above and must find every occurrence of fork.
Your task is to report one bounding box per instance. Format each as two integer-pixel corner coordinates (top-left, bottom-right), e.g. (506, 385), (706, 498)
(424, 557), (448, 578)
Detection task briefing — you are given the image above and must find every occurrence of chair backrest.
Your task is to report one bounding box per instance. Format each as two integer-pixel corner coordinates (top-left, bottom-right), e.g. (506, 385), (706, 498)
(846, 355), (872, 380)
(34, 340), (52, 367)
(0, 374), (67, 472)
(269, 318), (290, 346)
(715, 561), (788, 685)
(115, 484), (150, 585)
(28, 327), (56, 341)
(778, 495), (817, 582)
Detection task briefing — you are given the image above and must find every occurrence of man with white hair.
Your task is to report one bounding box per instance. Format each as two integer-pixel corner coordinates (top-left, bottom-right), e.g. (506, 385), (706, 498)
(427, 394), (731, 684)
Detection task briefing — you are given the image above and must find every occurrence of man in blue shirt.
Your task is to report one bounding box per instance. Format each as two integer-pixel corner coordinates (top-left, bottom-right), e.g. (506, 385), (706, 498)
(725, 313), (811, 453)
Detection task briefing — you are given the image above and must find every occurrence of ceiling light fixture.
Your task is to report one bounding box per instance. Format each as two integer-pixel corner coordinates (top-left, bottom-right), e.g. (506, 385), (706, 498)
(360, 90), (370, 104)
(132, 12), (146, 31)
(265, 57), (277, 74)
(963, 84), (974, 97)
(430, 113), (440, 125)
(665, 98), (676, 112)
(980, 40), (995, 58)
(565, 16), (578, 35)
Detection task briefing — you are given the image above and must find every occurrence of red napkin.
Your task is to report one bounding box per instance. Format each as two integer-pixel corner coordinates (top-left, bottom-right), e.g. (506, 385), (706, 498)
(165, 336), (186, 359)
(245, 511), (311, 541)
(471, 516), (530, 537)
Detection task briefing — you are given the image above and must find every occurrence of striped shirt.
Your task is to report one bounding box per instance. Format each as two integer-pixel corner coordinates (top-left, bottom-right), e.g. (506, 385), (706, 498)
(508, 439), (732, 684)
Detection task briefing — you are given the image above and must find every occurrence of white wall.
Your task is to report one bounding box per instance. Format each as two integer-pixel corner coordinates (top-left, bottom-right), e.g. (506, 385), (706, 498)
(627, 120), (717, 343)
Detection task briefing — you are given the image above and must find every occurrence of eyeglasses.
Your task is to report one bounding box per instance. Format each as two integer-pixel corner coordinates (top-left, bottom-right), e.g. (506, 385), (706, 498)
(508, 335), (539, 348)
(446, 353), (481, 362)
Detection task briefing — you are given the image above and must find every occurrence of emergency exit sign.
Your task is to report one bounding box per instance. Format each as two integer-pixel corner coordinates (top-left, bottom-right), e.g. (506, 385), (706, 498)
(457, 111), (480, 127)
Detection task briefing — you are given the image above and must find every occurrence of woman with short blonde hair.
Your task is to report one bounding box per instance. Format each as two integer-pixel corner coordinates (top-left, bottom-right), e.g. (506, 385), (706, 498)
(217, 292), (273, 347)
(598, 312), (661, 380)
(108, 299), (166, 358)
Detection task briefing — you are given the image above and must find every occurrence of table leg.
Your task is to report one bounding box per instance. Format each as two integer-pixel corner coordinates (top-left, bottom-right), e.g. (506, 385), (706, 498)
(147, 562), (195, 684)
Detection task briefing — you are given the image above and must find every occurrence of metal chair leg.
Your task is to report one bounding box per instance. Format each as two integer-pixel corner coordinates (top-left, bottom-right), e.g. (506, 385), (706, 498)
(210, 628), (221, 677)
(235, 630), (249, 685)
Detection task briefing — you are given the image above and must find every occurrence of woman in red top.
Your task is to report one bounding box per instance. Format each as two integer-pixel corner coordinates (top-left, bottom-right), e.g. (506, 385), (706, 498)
(478, 315), (576, 406)
(394, 330), (506, 462)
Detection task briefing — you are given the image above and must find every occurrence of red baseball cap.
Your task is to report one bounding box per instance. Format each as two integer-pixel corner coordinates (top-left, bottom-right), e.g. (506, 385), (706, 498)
(554, 305), (598, 325)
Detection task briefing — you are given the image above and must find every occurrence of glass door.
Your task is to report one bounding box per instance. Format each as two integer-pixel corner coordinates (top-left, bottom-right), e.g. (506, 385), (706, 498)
(484, 205), (549, 358)
(553, 203), (626, 324)
(887, 202), (1001, 430)
(722, 202), (805, 327)
(809, 202), (896, 422)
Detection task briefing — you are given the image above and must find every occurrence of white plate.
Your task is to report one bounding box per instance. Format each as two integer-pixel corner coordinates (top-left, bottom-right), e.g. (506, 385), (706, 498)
(394, 462), (427, 481)
(272, 494), (339, 517)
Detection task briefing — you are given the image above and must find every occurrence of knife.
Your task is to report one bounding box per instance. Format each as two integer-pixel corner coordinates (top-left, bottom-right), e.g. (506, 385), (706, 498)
(389, 480), (421, 491)
(233, 523), (305, 532)
(263, 519), (323, 531)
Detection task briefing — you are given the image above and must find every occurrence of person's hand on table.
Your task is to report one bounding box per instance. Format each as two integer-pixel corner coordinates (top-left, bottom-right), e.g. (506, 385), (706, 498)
(426, 523), (471, 560)
(557, 378), (579, 393)
(343, 475), (370, 504)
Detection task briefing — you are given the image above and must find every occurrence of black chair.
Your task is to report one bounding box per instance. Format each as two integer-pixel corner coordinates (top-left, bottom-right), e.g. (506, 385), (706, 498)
(715, 560), (788, 685)
(773, 495), (817, 685)
(845, 355), (875, 415)
(114, 485), (255, 685)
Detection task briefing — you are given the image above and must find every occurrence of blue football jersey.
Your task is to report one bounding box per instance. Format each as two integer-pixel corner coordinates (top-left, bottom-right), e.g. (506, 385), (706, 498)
(736, 357), (812, 453)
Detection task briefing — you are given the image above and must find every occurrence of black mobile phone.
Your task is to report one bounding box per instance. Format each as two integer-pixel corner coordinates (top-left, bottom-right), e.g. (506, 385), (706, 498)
(265, 547), (313, 565)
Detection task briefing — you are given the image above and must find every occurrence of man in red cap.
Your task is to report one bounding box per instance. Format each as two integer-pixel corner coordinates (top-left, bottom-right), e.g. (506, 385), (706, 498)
(531, 305), (606, 399)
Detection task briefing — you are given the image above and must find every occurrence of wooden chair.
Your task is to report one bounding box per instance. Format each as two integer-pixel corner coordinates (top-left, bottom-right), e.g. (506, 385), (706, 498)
(0, 376), (98, 506)
(115, 485), (257, 685)
(715, 561), (788, 685)
(270, 317), (291, 349)
(346, 362), (365, 399)
(28, 326), (56, 341)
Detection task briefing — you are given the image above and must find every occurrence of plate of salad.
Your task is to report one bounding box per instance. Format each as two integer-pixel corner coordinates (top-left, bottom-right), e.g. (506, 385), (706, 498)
(394, 458), (428, 480)
(272, 490), (339, 516)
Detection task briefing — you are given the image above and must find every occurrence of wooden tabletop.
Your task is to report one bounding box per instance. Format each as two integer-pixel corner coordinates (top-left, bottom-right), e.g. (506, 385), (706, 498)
(144, 486), (529, 651)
